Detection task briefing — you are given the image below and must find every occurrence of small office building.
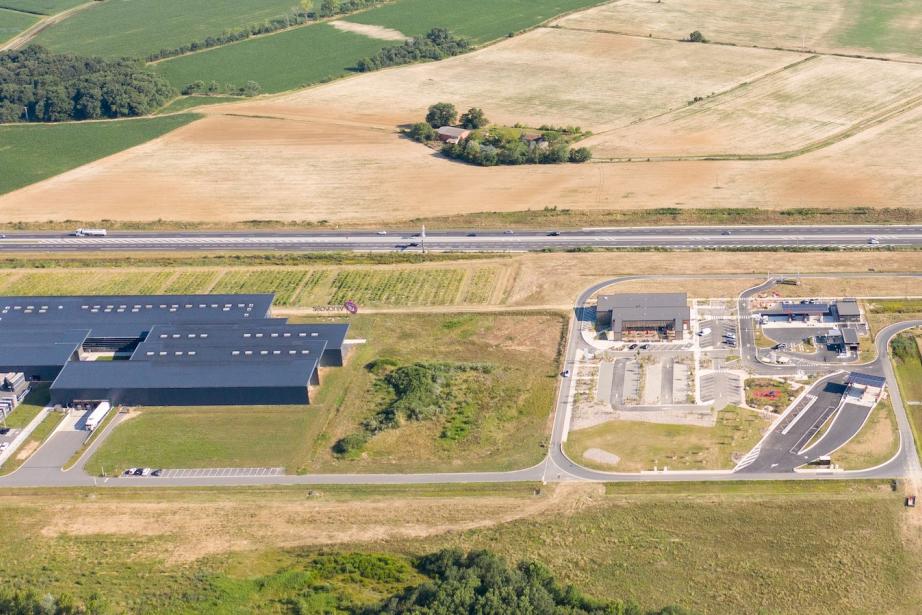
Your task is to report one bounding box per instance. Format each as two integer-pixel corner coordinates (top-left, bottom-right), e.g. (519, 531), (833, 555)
(596, 293), (690, 341)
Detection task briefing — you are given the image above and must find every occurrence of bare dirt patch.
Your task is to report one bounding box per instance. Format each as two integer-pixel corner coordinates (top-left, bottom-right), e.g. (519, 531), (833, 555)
(329, 19), (408, 41)
(583, 447), (620, 466)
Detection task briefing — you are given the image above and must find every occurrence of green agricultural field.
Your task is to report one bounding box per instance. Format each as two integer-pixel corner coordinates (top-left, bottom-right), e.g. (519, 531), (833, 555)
(349, 0), (604, 43)
(155, 95), (241, 115)
(322, 268), (465, 307)
(89, 312), (566, 474)
(160, 270), (219, 294)
(211, 269), (328, 306)
(566, 405), (770, 471)
(156, 22), (385, 94)
(0, 114), (199, 195)
(837, 0), (922, 58)
(0, 6), (37, 44)
(0, 0), (84, 15)
(0, 270), (174, 295)
(30, 0), (304, 58)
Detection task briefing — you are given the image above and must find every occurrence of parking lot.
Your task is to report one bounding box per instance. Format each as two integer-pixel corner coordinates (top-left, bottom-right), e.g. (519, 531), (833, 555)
(155, 467), (285, 479)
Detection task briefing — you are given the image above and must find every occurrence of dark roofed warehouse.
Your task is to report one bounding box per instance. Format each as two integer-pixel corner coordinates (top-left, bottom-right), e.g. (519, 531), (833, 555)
(0, 294), (349, 407)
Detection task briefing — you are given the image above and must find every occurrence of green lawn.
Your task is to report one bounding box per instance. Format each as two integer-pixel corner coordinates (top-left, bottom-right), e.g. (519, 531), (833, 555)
(838, 0), (922, 57)
(30, 0), (304, 58)
(565, 405), (769, 471)
(892, 333), (922, 464)
(0, 114), (198, 195)
(156, 22), (386, 93)
(0, 383), (49, 429)
(0, 410), (62, 475)
(86, 406), (314, 474)
(88, 312), (565, 474)
(0, 0), (85, 15)
(349, 0), (604, 43)
(832, 398), (900, 470)
(0, 6), (37, 43)
(155, 95), (242, 115)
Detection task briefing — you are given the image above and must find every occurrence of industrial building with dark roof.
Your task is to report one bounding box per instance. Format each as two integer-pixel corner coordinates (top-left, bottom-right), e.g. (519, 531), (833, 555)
(0, 294), (349, 407)
(595, 292), (690, 341)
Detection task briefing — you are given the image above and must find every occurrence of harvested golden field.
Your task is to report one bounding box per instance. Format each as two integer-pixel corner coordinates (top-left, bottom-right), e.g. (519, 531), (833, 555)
(553, 0), (922, 61)
(242, 27), (798, 132)
(587, 54), (922, 158)
(2, 9), (922, 222)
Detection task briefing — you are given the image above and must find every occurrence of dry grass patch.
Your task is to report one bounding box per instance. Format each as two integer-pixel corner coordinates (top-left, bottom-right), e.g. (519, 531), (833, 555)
(832, 398), (900, 469)
(329, 19), (408, 41)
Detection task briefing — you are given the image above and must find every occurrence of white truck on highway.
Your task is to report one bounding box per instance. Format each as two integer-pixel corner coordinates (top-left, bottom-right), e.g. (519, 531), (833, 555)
(73, 228), (107, 237)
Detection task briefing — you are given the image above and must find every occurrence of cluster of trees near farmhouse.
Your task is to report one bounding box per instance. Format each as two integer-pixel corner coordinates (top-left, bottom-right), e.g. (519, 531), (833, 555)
(407, 102), (593, 166)
(146, 0), (386, 62)
(356, 27), (470, 72)
(0, 46), (172, 123)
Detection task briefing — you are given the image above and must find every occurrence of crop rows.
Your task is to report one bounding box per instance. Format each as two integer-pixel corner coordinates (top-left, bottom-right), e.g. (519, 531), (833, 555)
(327, 269), (464, 306)
(161, 271), (220, 294)
(211, 269), (325, 306)
(1, 271), (173, 296)
(459, 268), (499, 304)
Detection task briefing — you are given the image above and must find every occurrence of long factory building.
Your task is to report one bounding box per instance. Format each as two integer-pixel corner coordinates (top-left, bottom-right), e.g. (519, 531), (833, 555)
(0, 294), (348, 406)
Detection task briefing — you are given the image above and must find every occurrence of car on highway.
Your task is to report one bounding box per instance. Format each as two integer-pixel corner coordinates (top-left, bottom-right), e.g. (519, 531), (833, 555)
(0, 234), (5, 239)
(721, 230), (732, 236)
(868, 237), (880, 245)
(503, 230), (514, 235)
(547, 231), (561, 236)
(467, 232), (477, 237)
(376, 231), (387, 236)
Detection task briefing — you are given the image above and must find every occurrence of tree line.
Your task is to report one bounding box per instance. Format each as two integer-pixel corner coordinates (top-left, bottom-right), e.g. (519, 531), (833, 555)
(407, 102), (593, 166)
(146, 0), (388, 62)
(355, 27), (470, 72)
(0, 46), (173, 123)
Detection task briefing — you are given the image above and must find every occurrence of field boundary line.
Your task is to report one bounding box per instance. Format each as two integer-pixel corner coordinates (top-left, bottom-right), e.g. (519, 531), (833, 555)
(0, 0), (99, 51)
(549, 24), (922, 67)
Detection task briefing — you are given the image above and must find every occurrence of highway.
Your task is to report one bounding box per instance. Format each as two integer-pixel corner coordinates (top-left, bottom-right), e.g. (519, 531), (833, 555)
(0, 273), (919, 488)
(1, 225), (921, 252)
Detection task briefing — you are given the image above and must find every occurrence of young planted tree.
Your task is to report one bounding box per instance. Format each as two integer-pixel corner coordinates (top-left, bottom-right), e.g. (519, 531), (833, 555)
(425, 102), (458, 128)
(407, 122), (436, 142)
(688, 30), (707, 43)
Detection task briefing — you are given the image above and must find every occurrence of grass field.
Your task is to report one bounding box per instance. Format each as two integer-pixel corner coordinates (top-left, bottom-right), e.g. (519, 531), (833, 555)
(555, 0), (922, 60)
(0, 114), (199, 196)
(87, 407), (314, 474)
(0, 0), (85, 15)
(89, 312), (565, 474)
(892, 333), (922, 464)
(29, 0), (304, 58)
(209, 269), (327, 306)
(156, 23), (385, 93)
(348, 0), (604, 43)
(0, 6), (37, 43)
(0, 383), (48, 429)
(0, 481), (915, 614)
(832, 398), (900, 469)
(565, 405), (769, 471)
(0, 410), (61, 475)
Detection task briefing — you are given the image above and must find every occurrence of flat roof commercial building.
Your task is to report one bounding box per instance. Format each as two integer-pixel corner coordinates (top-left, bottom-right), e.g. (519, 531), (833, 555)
(0, 294), (348, 407)
(596, 293), (690, 341)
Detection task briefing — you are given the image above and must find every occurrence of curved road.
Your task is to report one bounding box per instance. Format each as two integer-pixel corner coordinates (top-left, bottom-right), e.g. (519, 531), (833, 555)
(0, 273), (919, 487)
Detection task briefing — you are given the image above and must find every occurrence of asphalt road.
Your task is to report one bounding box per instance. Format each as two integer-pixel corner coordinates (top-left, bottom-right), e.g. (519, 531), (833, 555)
(0, 273), (920, 488)
(1, 225), (920, 252)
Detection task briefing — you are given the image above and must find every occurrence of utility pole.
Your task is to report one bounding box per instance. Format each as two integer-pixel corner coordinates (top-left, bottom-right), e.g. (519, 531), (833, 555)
(421, 224), (426, 254)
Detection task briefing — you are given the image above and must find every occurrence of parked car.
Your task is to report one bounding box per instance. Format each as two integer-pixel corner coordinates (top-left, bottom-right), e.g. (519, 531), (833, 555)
(124, 468), (138, 476)
(561, 370), (571, 378)
(0, 442), (9, 451)
(140, 468), (153, 476)
(151, 469), (163, 477)
(639, 344), (650, 350)
(133, 468), (144, 476)
(0, 427), (10, 435)
(628, 343), (638, 350)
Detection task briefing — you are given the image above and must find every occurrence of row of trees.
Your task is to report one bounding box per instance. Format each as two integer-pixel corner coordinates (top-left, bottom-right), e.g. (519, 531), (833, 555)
(145, 0), (386, 62)
(0, 46), (173, 123)
(355, 28), (470, 72)
(365, 549), (695, 615)
(180, 79), (261, 97)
